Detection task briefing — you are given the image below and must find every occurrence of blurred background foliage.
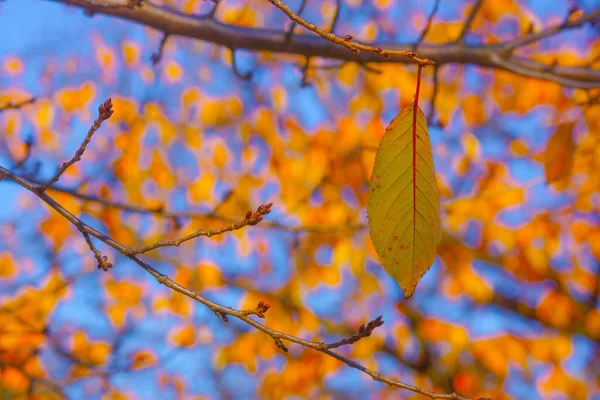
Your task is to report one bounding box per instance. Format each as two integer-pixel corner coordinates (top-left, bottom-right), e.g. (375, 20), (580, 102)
(0, 0), (599, 399)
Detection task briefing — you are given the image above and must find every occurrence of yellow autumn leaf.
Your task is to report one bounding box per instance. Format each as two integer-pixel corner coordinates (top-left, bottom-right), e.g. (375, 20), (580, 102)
(367, 102), (441, 298)
(544, 122), (575, 186)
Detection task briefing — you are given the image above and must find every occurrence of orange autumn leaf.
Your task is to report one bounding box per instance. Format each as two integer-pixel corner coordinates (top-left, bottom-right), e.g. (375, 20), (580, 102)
(40, 212), (72, 251)
(71, 332), (111, 377)
(56, 82), (95, 114)
(461, 95), (486, 125)
(131, 350), (157, 369)
(544, 122), (575, 185)
(169, 325), (196, 347)
(0, 251), (16, 279)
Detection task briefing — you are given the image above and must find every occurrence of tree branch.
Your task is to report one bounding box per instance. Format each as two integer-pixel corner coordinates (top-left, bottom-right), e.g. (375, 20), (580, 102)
(0, 97), (37, 113)
(415, 0), (441, 48)
(129, 203), (272, 255)
(267, 0), (433, 65)
(501, 8), (600, 52)
(456, 0), (483, 43)
(47, 0), (600, 88)
(42, 98), (113, 191)
(0, 165), (469, 400)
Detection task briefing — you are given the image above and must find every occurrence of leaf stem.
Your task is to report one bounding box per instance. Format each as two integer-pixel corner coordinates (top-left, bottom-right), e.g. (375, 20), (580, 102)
(410, 64), (424, 297)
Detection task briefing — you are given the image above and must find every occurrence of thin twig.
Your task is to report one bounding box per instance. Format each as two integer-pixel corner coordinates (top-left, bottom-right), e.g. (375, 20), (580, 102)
(501, 8), (600, 52)
(267, 0), (434, 65)
(82, 231), (113, 271)
(328, 0), (342, 33)
(0, 97), (37, 113)
(42, 98), (113, 191)
(201, 0), (221, 19)
(325, 316), (384, 349)
(415, 0), (441, 48)
(0, 166), (470, 400)
(284, 0), (308, 43)
(300, 56), (311, 86)
(456, 0), (484, 43)
(230, 48), (253, 80)
(72, 0), (142, 8)
(46, 0), (600, 88)
(151, 33), (169, 65)
(128, 203), (272, 255)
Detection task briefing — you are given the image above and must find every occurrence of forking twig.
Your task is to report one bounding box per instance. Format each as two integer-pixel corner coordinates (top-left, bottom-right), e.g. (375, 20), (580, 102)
(267, 0), (435, 66)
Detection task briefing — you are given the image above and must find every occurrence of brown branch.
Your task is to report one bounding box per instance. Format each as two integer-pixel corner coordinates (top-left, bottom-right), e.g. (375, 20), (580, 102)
(456, 0), (483, 43)
(0, 97), (37, 113)
(42, 98), (113, 191)
(18, 182), (366, 232)
(230, 48), (253, 80)
(202, 0), (221, 19)
(329, 0), (342, 33)
(268, 0), (434, 65)
(300, 56), (311, 86)
(128, 203), (272, 255)
(325, 316), (384, 349)
(151, 33), (169, 65)
(501, 8), (600, 52)
(81, 0), (142, 8)
(415, 0), (441, 48)
(284, 0), (308, 43)
(82, 231), (113, 271)
(0, 165), (470, 400)
(239, 301), (271, 318)
(48, 0), (600, 88)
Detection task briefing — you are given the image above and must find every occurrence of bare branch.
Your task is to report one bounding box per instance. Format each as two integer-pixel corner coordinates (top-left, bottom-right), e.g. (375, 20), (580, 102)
(230, 48), (253, 80)
(329, 0), (342, 33)
(268, 0), (434, 65)
(129, 203), (272, 255)
(501, 8), (600, 52)
(48, 0), (600, 87)
(325, 316), (384, 349)
(76, 0), (141, 8)
(202, 0), (221, 19)
(300, 56), (311, 86)
(151, 33), (169, 65)
(456, 0), (484, 43)
(415, 0), (441, 48)
(239, 301), (271, 318)
(0, 97), (37, 113)
(489, 52), (595, 88)
(42, 98), (113, 191)
(19, 182), (366, 232)
(82, 231), (113, 271)
(284, 0), (308, 43)
(0, 165), (470, 400)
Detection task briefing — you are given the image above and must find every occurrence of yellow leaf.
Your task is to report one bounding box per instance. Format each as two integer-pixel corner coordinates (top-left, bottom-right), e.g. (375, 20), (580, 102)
(544, 122), (575, 185)
(56, 82), (95, 114)
(367, 102), (441, 297)
(461, 95), (486, 125)
(40, 212), (72, 251)
(0, 252), (16, 279)
(121, 41), (140, 67)
(169, 325), (196, 347)
(3, 56), (23, 76)
(149, 150), (175, 189)
(163, 61), (182, 83)
(131, 350), (157, 369)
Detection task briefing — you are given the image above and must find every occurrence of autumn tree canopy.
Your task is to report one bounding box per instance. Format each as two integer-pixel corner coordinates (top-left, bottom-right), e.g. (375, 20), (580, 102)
(1, 0), (599, 399)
